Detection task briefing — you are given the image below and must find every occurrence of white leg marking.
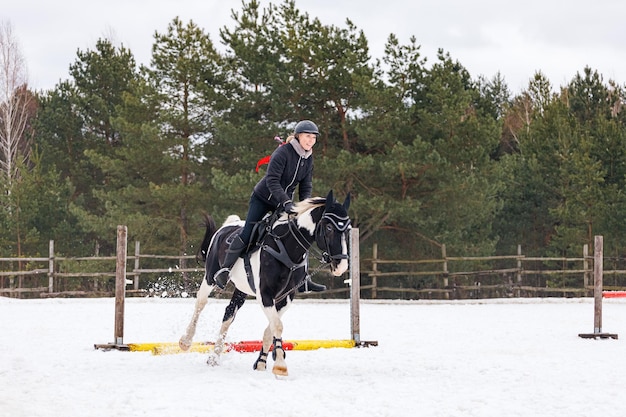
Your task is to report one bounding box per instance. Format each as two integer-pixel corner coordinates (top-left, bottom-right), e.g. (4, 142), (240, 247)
(207, 316), (234, 366)
(179, 278), (213, 350)
(253, 326), (273, 371)
(262, 304), (291, 376)
(272, 337), (288, 377)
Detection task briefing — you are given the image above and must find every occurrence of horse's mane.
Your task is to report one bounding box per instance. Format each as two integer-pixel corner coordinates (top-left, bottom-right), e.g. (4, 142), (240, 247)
(293, 196), (326, 215)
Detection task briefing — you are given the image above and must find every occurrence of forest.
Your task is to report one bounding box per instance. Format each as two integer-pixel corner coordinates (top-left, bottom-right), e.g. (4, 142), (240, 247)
(1, 0), (626, 287)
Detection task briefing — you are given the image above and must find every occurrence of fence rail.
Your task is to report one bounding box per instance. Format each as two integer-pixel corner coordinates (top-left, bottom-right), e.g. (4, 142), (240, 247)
(360, 242), (626, 299)
(2, 240), (626, 299)
(0, 239), (205, 298)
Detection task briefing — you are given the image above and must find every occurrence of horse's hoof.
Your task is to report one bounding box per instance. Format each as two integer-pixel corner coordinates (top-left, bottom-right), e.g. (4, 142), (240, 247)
(207, 353), (220, 366)
(272, 365), (288, 376)
(253, 351), (268, 371)
(179, 337), (191, 351)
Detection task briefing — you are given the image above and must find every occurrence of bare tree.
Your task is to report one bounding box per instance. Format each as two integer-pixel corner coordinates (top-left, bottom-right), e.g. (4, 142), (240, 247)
(0, 20), (32, 190)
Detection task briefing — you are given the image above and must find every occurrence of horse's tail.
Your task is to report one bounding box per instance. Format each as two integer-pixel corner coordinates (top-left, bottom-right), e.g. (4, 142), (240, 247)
(196, 212), (217, 265)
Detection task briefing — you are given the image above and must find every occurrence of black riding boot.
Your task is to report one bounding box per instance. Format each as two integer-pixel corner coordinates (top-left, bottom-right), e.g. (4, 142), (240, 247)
(213, 235), (247, 289)
(298, 277), (326, 293)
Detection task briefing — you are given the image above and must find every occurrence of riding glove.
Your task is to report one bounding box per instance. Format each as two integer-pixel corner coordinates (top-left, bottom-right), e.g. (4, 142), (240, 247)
(282, 200), (296, 214)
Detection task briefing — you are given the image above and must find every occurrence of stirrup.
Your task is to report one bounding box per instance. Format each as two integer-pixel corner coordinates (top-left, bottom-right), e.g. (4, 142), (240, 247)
(213, 267), (230, 289)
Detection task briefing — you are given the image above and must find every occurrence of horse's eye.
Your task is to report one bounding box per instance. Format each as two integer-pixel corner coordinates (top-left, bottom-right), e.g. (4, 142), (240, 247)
(326, 224), (333, 233)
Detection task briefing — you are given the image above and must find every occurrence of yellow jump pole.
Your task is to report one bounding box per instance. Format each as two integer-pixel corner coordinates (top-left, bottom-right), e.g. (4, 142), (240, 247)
(140, 339), (359, 355)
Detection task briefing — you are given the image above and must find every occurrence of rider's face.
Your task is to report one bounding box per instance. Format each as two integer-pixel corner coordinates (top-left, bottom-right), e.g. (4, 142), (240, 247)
(298, 133), (317, 151)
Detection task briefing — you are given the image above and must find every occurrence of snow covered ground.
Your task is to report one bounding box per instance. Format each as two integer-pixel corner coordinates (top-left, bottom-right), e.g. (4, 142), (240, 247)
(2, 295), (626, 417)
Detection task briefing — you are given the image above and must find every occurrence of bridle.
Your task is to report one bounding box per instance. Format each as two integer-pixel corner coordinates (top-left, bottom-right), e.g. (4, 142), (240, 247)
(266, 205), (351, 302)
(281, 206), (351, 265)
(314, 210), (351, 265)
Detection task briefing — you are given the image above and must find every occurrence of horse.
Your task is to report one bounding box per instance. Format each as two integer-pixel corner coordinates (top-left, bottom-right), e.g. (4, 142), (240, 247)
(179, 190), (351, 376)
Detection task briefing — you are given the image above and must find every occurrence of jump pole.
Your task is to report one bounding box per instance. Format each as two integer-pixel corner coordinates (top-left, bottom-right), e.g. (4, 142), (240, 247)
(578, 235), (618, 340)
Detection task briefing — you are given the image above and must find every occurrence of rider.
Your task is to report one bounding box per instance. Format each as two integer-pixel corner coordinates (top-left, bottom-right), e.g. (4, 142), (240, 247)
(214, 120), (326, 292)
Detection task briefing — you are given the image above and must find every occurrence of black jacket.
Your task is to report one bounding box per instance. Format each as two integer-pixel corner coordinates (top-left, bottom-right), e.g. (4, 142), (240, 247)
(253, 141), (313, 208)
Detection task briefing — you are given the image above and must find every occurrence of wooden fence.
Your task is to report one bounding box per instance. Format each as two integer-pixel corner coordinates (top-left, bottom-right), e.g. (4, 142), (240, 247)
(0, 239), (204, 298)
(2, 238), (626, 299)
(361, 242), (626, 299)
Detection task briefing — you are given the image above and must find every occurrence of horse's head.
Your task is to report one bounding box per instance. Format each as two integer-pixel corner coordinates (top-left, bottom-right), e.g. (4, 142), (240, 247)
(315, 190), (351, 276)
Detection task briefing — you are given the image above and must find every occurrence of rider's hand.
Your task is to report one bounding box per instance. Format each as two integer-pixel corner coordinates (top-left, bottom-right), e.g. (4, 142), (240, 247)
(282, 200), (296, 214)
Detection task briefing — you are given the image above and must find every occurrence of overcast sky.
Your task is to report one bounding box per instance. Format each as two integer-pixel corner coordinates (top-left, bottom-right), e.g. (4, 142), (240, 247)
(4, 0), (626, 94)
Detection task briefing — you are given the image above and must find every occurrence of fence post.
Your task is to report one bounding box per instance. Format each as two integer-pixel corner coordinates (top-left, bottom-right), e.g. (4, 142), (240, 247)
(579, 235), (617, 339)
(583, 243), (589, 289)
(516, 245), (522, 283)
(371, 243), (378, 299)
(48, 240), (54, 294)
(114, 226), (127, 345)
(593, 236), (603, 334)
(441, 244), (449, 299)
(93, 242), (100, 292)
(515, 245), (522, 297)
(134, 241), (140, 291)
(349, 228), (360, 344)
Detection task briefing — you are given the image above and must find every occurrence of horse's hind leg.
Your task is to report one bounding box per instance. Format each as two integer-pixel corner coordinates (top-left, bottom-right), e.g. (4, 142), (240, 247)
(207, 289), (247, 366)
(179, 278), (214, 350)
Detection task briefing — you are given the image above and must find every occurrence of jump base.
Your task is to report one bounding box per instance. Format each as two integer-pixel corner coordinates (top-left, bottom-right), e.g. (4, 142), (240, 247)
(578, 333), (618, 340)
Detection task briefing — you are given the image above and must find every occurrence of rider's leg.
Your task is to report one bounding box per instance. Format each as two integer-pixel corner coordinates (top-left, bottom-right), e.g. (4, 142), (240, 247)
(298, 277), (326, 293)
(221, 234), (247, 272)
(214, 194), (272, 289)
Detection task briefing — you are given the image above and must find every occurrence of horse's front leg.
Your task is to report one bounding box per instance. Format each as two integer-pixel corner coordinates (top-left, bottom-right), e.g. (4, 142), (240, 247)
(208, 289), (247, 366)
(253, 325), (273, 371)
(179, 278), (214, 350)
(262, 302), (290, 376)
(271, 335), (287, 376)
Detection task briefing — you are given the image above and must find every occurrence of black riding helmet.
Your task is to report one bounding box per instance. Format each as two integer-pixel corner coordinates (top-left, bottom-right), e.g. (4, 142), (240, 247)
(294, 120), (319, 137)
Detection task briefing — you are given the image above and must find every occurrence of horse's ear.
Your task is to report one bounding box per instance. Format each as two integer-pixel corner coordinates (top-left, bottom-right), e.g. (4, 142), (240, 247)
(325, 190), (334, 210)
(343, 192), (351, 211)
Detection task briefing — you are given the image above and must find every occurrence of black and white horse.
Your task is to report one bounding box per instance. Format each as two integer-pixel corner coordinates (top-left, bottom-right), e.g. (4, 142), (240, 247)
(179, 190), (351, 376)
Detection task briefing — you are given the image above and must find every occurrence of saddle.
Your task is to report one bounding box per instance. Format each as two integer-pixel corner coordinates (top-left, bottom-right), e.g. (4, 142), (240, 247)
(213, 211), (297, 292)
